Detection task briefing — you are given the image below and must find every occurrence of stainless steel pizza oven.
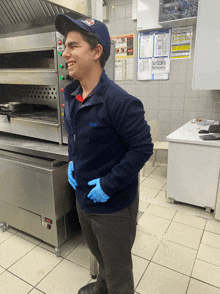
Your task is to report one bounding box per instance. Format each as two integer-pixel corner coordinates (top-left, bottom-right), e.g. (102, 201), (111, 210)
(0, 31), (70, 144)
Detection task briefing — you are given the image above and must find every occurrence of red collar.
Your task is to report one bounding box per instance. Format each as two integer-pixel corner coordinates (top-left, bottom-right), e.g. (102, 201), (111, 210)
(75, 91), (95, 104)
(75, 94), (83, 103)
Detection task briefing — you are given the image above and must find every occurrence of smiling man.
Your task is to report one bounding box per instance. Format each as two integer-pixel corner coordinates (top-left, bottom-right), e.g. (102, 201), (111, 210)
(55, 14), (153, 294)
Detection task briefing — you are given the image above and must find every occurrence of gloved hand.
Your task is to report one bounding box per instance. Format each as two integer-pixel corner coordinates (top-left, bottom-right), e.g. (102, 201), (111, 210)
(87, 178), (110, 203)
(68, 161), (77, 190)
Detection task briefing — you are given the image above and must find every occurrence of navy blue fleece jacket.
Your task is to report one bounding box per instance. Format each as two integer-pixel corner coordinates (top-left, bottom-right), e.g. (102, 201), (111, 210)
(64, 70), (153, 213)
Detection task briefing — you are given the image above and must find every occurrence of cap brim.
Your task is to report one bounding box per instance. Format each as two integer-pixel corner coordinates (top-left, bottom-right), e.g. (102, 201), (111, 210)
(55, 13), (90, 36)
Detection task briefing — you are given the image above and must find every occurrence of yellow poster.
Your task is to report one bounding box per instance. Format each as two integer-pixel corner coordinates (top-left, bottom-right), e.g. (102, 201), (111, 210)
(171, 27), (193, 59)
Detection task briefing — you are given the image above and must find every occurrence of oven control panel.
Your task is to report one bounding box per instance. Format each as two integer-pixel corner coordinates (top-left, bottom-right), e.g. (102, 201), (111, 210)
(56, 32), (73, 144)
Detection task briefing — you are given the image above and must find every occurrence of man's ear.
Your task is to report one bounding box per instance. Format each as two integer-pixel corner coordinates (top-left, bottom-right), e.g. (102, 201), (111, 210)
(94, 44), (103, 61)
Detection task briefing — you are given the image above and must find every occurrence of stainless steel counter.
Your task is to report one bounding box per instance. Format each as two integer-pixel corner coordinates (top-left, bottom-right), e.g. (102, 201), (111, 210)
(0, 132), (68, 161)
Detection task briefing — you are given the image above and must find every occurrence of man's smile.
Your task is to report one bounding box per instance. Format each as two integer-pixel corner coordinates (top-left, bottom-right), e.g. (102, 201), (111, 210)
(67, 61), (76, 69)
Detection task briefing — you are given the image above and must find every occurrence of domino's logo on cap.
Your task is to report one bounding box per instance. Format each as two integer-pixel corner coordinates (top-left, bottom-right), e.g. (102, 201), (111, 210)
(81, 19), (95, 26)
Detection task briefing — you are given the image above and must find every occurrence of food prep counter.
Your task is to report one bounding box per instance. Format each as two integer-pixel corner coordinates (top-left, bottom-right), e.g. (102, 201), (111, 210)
(166, 120), (220, 219)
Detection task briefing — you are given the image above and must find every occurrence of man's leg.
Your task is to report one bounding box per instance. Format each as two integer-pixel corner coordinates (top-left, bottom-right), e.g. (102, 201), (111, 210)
(90, 195), (139, 294)
(76, 201), (108, 293)
(76, 194), (138, 294)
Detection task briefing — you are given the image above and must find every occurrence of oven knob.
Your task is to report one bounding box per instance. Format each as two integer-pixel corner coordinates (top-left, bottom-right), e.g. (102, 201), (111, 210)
(59, 64), (64, 69)
(66, 74), (72, 81)
(62, 104), (65, 108)
(58, 40), (62, 45)
(59, 76), (65, 80)
(61, 88), (64, 93)
(58, 52), (62, 56)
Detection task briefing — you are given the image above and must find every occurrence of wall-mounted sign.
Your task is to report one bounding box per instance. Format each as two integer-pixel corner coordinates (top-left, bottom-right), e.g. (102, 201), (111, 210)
(137, 29), (171, 80)
(111, 34), (134, 81)
(171, 27), (193, 59)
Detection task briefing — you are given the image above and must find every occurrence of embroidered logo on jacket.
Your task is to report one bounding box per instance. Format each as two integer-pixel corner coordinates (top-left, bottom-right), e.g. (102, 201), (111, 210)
(89, 122), (97, 127)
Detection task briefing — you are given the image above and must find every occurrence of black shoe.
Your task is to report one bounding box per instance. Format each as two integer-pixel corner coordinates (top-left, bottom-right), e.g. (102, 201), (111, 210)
(78, 282), (97, 294)
(78, 282), (108, 294)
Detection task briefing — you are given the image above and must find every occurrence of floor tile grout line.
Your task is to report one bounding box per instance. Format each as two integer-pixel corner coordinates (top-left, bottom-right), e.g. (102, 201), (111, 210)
(2, 227), (42, 247)
(135, 227), (202, 251)
(185, 276), (192, 294)
(132, 253), (150, 263)
(1, 237), (87, 291)
(1, 229), (91, 283)
(157, 238), (199, 251)
(27, 288), (46, 294)
(5, 244), (65, 288)
(190, 277), (220, 290)
(33, 257), (65, 289)
(3, 269), (38, 289)
(144, 202), (214, 227)
(200, 239), (220, 250)
(170, 219), (206, 231)
(202, 229), (220, 241)
(148, 260), (192, 278)
(188, 219), (206, 288)
(134, 260), (151, 291)
(63, 256), (91, 271)
(134, 246), (220, 292)
(34, 232), (85, 258)
(196, 256), (220, 270)
(0, 230), (19, 245)
(134, 260), (192, 292)
(35, 238), (92, 272)
(5, 241), (39, 271)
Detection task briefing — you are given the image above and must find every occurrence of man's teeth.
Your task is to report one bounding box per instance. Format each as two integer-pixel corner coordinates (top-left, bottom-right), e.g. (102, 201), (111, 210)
(68, 62), (74, 67)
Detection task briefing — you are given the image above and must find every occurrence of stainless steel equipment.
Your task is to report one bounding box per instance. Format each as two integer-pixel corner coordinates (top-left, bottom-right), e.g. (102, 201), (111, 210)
(0, 31), (77, 257)
(0, 148), (76, 256)
(0, 0), (91, 29)
(0, 31), (70, 144)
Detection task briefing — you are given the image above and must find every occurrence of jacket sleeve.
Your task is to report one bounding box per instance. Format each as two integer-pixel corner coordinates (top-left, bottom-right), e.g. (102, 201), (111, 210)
(100, 96), (154, 196)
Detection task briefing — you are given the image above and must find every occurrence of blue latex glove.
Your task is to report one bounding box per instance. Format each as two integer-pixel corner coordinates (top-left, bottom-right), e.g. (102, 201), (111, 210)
(87, 178), (110, 203)
(68, 161), (77, 190)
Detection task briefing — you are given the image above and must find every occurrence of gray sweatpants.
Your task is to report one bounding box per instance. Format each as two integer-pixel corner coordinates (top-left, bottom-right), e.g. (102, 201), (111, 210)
(76, 194), (139, 294)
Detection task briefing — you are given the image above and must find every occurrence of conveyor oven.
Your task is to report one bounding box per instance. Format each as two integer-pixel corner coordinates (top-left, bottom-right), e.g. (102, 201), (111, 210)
(0, 31), (70, 144)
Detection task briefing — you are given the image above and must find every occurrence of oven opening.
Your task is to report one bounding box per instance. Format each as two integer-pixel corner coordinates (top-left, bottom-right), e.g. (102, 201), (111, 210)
(10, 104), (59, 124)
(0, 50), (55, 69)
(0, 84), (59, 124)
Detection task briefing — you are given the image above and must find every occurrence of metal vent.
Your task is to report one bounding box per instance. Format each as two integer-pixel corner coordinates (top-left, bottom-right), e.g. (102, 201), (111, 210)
(20, 85), (58, 99)
(20, 85), (58, 109)
(0, 0), (69, 27)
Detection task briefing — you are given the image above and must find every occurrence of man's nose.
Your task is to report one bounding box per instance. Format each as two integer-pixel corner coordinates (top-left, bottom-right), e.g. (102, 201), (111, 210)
(62, 48), (68, 59)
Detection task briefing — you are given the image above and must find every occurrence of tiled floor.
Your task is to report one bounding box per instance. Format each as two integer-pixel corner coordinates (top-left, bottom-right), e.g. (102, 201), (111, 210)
(1, 158), (220, 294)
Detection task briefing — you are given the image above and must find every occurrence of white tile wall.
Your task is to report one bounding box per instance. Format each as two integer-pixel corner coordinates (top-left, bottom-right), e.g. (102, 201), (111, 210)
(104, 0), (220, 143)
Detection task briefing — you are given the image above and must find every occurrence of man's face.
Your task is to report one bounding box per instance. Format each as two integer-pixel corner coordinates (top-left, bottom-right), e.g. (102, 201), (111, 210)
(62, 31), (95, 80)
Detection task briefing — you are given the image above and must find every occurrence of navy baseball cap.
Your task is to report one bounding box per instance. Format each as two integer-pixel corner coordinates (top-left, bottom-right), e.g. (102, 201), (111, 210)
(55, 13), (111, 60)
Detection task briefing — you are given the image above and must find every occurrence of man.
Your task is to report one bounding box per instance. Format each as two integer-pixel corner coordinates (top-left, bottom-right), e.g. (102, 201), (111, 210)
(55, 13), (153, 294)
